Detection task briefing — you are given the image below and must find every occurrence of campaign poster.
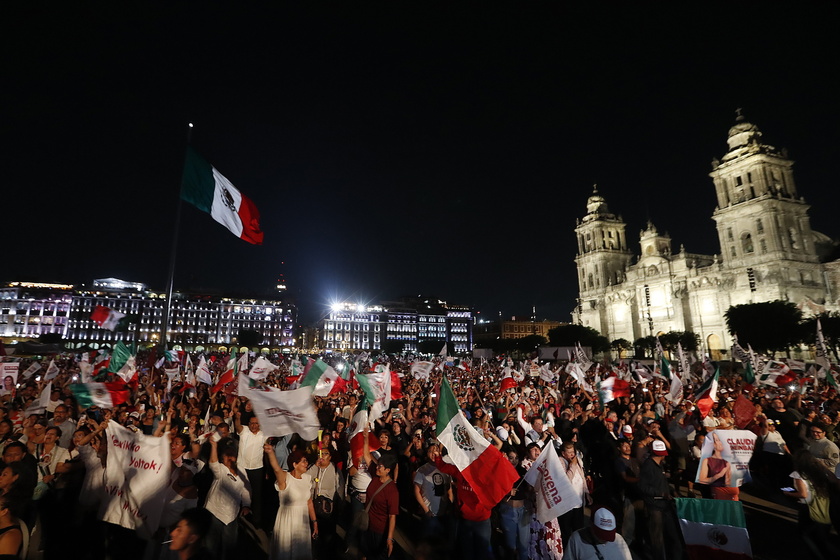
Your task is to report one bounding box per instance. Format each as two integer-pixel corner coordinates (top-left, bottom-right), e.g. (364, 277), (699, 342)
(0, 362), (19, 396)
(695, 429), (756, 488)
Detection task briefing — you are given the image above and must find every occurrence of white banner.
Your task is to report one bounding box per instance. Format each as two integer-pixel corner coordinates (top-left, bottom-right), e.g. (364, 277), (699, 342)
(695, 430), (756, 488)
(243, 385), (320, 440)
(101, 421), (172, 538)
(522, 442), (582, 522)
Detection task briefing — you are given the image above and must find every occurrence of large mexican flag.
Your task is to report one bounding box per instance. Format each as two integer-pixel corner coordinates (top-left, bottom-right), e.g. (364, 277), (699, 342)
(676, 498), (752, 559)
(436, 375), (518, 508)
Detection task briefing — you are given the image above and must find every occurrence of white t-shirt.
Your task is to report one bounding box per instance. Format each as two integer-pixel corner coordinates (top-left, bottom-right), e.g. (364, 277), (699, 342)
(566, 529), (632, 560)
(762, 430), (786, 455)
(205, 461), (251, 525)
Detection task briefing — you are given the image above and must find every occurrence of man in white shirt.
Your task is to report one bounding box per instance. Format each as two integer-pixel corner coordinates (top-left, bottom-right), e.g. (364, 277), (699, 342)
(204, 437), (251, 560)
(234, 410), (265, 526)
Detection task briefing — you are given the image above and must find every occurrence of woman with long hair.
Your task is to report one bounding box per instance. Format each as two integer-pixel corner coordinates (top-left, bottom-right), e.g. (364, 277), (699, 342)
(0, 494), (23, 560)
(783, 449), (840, 559)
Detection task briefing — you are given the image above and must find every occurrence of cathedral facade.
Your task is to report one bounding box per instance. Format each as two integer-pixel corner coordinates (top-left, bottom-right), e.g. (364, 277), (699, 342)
(572, 114), (840, 358)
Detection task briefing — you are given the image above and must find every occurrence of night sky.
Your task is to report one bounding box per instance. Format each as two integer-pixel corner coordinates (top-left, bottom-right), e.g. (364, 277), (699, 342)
(5, 4), (840, 325)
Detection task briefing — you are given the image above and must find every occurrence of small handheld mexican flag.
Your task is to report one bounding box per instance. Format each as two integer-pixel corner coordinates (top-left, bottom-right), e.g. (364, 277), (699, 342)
(70, 382), (130, 408)
(436, 375), (518, 508)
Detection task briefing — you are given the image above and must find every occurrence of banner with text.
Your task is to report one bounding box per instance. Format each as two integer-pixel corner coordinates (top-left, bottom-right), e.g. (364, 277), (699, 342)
(101, 421), (171, 538)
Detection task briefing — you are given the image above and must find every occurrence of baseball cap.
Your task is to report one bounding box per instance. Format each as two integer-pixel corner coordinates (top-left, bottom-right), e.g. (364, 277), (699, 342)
(591, 507), (617, 542)
(622, 425), (633, 434)
(651, 440), (668, 456)
(496, 426), (510, 440)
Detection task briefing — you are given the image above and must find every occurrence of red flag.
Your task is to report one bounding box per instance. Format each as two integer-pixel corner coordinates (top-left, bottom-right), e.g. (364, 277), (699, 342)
(733, 394), (757, 429)
(613, 378), (631, 398)
(500, 377), (517, 392)
(211, 369), (235, 394)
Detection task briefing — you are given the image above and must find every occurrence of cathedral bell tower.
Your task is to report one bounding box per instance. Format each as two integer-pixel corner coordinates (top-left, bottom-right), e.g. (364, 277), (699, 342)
(574, 186), (634, 297)
(711, 111), (819, 266)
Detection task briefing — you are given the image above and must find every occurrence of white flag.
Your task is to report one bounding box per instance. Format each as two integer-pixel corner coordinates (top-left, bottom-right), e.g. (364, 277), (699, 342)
(101, 421), (171, 539)
(44, 359), (60, 381)
(195, 356), (213, 385)
(25, 382), (52, 415)
(79, 361), (93, 383)
(522, 443), (582, 522)
(116, 356), (137, 383)
(249, 356), (278, 380)
(21, 361), (41, 379)
(410, 361), (434, 381)
(244, 385), (320, 440)
(816, 318), (831, 370)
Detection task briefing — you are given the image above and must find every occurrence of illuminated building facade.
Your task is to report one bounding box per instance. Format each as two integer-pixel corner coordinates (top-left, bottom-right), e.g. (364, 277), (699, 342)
(1, 278), (297, 350)
(573, 114), (840, 358)
(322, 297), (473, 354)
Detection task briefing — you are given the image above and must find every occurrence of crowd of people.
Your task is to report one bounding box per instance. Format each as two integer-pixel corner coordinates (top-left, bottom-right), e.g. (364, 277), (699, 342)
(0, 348), (839, 560)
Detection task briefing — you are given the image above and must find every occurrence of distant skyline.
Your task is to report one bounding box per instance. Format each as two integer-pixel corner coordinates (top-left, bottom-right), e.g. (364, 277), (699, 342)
(5, 4), (840, 326)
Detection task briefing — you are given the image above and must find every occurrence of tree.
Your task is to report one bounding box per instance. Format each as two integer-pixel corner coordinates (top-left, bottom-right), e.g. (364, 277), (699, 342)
(547, 324), (610, 354)
(724, 300), (803, 355)
(658, 331), (700, 352)
(237, 329), (263, 348)
(38, 332), (63, 344)
(634, 336), (657, 358)
(611, 338), (633, 358)
(381, 339), (405, 355)
(801, 312), (840, 361)
(418, 340), (449, 356)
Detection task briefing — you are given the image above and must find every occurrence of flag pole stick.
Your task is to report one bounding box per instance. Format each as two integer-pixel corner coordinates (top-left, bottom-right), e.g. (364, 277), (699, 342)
(160, 123), (193, 354)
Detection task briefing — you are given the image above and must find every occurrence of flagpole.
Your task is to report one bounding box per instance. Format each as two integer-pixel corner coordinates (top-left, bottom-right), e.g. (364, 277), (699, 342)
(160, 123), (193, 354)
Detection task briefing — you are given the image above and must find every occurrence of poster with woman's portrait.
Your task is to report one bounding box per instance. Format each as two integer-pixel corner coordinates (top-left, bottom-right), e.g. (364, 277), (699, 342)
(695, 429), (757, 488)
(0, 362), (19, 396)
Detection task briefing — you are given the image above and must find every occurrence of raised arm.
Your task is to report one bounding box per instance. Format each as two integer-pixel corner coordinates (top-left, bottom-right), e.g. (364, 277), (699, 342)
(264, 442), (288, 489)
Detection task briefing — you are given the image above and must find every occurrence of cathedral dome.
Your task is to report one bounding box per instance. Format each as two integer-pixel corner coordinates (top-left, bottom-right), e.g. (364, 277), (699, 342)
(586, 185), (610, 215)
(726, 111), (762, 151)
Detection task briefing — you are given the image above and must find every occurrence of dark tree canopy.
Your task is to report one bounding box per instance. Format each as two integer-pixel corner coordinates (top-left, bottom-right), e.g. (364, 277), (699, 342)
(724, 300), (803, 354)
(658, 331), (700, 352)
(418, 340), (449, 356)
(548, 324), (610, 354)
(801, 312), (840, 361)
(236, 329), (263, 348)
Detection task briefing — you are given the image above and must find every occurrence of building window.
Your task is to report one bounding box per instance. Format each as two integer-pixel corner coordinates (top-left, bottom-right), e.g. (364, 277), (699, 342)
(742, 233), (754, 254)
(730, 246), (737, 257)
(760, 238), (767, 254)
(727, 228), (734, 242)
(756, 219), (763, 234)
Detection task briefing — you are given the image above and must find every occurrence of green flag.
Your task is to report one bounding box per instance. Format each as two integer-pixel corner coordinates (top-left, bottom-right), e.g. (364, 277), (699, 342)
(108, 341), (132, 374)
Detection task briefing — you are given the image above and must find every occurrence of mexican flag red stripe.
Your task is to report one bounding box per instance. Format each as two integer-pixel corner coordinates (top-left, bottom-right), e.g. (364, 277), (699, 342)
(436, 375), (518, 508)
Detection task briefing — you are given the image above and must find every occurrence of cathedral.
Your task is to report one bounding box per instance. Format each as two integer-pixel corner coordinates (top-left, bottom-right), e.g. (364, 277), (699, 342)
(572, 113), (840, 358)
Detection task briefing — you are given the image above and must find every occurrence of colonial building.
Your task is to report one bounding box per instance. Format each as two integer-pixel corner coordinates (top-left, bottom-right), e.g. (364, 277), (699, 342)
(573, 114), (839, 358)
